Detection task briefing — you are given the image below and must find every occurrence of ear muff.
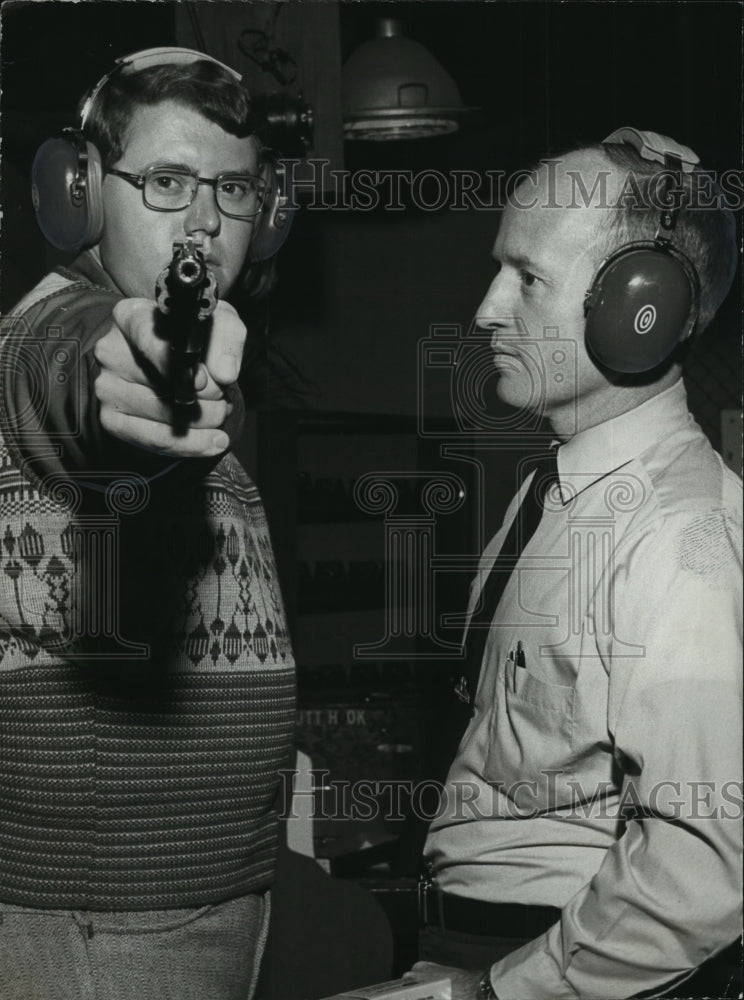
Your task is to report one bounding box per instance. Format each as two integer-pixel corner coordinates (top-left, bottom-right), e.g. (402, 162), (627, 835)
(29, 48), (232, 254)
(32, 132), (297, 262)
(30, 47), (304, 263)
(31, 130), (104, 252)
(584, 242), (700, 374)
(248, 159), (295, 263)
(584, 126), (704, 375)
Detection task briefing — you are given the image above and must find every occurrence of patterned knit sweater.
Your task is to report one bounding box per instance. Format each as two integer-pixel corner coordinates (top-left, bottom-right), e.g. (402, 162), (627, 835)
(0, 253), (295, 910)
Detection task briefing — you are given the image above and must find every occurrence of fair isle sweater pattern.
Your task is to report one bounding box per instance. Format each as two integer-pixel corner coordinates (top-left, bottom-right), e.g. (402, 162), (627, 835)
(0, 265), (296, 909)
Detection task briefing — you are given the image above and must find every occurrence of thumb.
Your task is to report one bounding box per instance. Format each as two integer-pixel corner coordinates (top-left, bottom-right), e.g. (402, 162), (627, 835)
(204, 301), (247, 386)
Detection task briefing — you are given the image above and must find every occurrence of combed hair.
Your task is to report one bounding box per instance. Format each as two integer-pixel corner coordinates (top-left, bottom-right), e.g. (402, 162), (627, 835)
(82, 59), (257, 167)
(591, 142), (738, 334)
(81, 59), (277, 302)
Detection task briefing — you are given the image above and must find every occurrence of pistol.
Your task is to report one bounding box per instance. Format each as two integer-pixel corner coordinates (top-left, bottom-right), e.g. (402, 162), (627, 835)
(155, 237), (219, 406)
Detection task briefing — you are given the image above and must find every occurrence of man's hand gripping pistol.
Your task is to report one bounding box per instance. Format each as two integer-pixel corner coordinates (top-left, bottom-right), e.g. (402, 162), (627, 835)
(155, 237), (219, 407)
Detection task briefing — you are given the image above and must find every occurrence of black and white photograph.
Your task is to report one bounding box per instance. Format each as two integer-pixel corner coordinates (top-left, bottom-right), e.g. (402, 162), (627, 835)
(0, 3), (741, 998)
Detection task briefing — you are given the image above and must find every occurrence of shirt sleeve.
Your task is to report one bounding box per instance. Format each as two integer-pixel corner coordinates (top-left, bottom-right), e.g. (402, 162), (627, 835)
(489, 507), (743, 1000)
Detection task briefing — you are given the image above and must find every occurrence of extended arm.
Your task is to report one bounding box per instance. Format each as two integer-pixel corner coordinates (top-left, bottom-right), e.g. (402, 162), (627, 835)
(488, 511), (743, 999)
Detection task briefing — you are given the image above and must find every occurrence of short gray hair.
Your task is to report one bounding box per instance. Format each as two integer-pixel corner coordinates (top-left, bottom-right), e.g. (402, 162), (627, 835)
(590, 141), (738, 334)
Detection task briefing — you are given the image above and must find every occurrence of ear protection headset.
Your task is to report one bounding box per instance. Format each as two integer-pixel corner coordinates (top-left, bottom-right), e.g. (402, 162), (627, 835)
(31, 47), (310, 261)
(583, 127), (702, 374)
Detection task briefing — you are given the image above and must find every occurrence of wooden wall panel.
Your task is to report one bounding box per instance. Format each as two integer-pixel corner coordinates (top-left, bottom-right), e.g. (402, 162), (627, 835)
(175, 1), (343, 183)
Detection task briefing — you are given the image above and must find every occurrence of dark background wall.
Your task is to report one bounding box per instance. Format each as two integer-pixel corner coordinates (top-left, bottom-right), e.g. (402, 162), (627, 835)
(2, 0), (740, 604)
(1, 0), (741, 893)
(2, 1), (740, 431)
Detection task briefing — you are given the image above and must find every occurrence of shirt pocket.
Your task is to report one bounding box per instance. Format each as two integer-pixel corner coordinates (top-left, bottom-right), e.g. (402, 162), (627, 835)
(483, 664), (577, 807)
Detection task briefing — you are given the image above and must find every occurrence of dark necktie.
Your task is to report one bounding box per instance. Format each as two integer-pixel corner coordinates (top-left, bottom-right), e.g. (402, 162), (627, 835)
(448, 448), (560, 750)
(408, 450), (559, 865)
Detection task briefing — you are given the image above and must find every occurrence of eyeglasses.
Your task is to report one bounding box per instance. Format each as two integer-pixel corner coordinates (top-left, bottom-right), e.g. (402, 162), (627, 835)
(106, 166), (267, 219)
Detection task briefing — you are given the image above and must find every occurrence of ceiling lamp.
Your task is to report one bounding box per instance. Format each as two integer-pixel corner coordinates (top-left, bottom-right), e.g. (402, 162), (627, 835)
(342, 18), (467, 141)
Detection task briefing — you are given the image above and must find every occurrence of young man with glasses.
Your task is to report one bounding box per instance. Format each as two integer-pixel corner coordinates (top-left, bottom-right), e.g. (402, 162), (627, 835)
(0, 50), (295, 1000)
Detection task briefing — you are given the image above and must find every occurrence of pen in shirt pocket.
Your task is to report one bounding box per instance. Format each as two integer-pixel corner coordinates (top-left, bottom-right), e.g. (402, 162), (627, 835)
(506, 649), (515, 692)
(509, 640), (527, 692)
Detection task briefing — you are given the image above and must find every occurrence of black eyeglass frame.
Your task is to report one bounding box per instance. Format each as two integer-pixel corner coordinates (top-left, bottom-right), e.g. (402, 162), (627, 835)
(106, 166), (268, 220)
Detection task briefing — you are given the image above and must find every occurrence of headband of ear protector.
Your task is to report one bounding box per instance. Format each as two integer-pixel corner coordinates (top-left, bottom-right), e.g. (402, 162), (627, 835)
(583, 126), (702, 374)
(31, 46), (310, 262)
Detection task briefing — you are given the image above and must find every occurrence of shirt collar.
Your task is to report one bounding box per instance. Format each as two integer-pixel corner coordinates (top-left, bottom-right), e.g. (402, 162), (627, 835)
(555, 379), (692, 504)
(58, 249), (122, 295)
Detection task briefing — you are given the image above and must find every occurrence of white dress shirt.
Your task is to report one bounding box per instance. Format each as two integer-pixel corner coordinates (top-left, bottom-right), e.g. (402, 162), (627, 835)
(425, 379), (743, 999)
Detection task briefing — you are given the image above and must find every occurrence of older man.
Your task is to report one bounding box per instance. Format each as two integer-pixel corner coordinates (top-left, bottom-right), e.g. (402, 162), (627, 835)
(410, 131), (741, 999)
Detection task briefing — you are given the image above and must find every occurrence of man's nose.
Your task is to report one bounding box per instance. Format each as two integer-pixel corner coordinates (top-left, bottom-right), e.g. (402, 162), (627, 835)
(475, 272), (512, 330)
(184, 183), (221, 237)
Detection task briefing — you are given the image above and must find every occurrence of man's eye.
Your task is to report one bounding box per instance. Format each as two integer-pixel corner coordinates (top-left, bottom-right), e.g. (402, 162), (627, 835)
(520, 270), (538, 288)
(218, 178), (253, 200)
(150, 172), (189, 194)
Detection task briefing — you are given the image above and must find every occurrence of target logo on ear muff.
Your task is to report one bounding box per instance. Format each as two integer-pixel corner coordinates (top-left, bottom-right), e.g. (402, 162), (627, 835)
(584, 243), (698, 372)
(633, 304), (657, 335)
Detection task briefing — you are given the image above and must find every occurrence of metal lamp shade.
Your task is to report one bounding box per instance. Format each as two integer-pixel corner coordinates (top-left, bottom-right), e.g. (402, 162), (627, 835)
(342, 19), (465, 140)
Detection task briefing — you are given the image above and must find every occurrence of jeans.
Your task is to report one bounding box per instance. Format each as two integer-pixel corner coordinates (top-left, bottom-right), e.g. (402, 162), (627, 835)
(0, 892), (270, 1000)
